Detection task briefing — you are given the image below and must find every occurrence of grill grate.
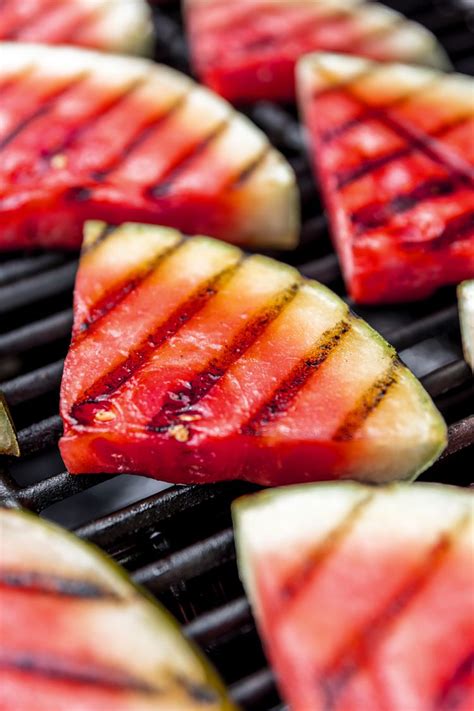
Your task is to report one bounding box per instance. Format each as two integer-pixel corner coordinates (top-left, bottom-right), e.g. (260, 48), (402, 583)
(0, 2), (473, 708)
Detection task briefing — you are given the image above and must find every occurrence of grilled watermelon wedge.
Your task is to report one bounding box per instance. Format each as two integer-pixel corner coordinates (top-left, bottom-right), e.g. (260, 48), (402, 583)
(0, 393), (19, 457)
(297, 53), (474, 303)
(234, 482), (474, 711)
(185, 0), (449, 103)
(0, 0), (153, 55)
(0, 507), (236, 711)
(458, 280), (474, 371)
(0, 43), (298, 251)
(59, 220), (446, 485)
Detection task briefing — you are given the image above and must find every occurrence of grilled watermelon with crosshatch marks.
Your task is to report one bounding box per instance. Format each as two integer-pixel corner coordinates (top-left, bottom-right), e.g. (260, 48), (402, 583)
(0, 0), (153, 55)
(59, 221), (446, 485)
(185, 0), (449, 103)
(234, 482), (474, 711)
(0, 43), (298, 251)
(0, 507), (236, 711)
(297, 53), (474, 303)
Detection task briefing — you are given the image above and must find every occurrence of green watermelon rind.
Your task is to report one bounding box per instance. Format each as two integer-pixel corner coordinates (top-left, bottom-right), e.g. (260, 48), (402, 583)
(0, 392), (20, 457)
(0, 507), (238, 711)
(458, 280), (474, 372)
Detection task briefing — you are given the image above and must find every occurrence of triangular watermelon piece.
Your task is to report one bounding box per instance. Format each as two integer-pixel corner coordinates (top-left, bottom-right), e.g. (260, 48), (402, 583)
(185, 0), (449, 103)
(234, 482), (474, 711)
(0, 0), (153, 55)
(59, 221), (446, 485)
(297, 53), (474, 303)
(0, 507), (236, 711)
(0, 43), (298, 251)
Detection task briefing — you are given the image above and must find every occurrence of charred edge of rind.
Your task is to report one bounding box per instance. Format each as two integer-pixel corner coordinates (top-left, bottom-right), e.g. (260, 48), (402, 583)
(149, 280), (301, 432)
(0, 652), (159, 694)
(148, 119), (230, 199)
(351, 177), (459, 234)
(279, 493), (374, 602)
(242, 319), (352, 435)
(0, 392), (20, 457)
(231, 147), (271, 188)
(71, 260), (242, 420)
(434, 650), (474, 710)
(321, 513), (471, 711)
(175, 675), (220, 705)
(333, 358), (400, 442)
(0, 570), (117, 599)
(75, 236), (187, 339)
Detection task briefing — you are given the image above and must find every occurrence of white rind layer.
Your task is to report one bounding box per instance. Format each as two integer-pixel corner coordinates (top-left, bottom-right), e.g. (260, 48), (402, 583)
(458, 280), (474, 371)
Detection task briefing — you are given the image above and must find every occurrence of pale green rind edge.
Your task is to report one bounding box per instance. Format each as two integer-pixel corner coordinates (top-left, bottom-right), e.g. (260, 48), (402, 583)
(0, 392), (20, 457)
(0, 507), (238, 711)
(458, 280), (474, 372)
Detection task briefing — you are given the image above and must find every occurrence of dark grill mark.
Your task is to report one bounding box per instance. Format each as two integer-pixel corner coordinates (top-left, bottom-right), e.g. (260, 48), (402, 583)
(82, 223), (118, 254)
(242, 319), (351, 435)
(0, 651), (158, 694)
(333, 358), (400, 441)
(0, 74), (89, 151)
(351, 178), (459, 234)
(279, 494), (374, 602)
(424, 210), (474, 251)
(231, 147), (270, 188)
(148, 282), (300, 433)
(148, 120), (229, 199)
(74, 238), (185, 342)
(320, 515), (469, 711)
(435, 651), (474, 710)
(0, 570), (116, 599)
(2, 0), (58, 39)
(175, 675), (219, 705)
(71, 262), (240, 425)
(66, 186), (93, 202)
(92, 96), (187, 182)
(335, 116), (474, 190)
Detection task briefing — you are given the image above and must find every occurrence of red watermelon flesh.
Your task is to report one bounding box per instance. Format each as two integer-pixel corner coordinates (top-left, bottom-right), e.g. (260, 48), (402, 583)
(0, 508), (236, 711)
(185, 0), (449, 103)
(59, 221), (446, 486)
(0, 0), (153, 55)
(234, 482), (474, 711)
(0, 43), (298, 251)
(297, 54), (474, 303)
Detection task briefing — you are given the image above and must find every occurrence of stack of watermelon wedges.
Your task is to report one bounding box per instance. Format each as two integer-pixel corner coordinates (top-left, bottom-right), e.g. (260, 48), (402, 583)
(0, 1), (473, 710)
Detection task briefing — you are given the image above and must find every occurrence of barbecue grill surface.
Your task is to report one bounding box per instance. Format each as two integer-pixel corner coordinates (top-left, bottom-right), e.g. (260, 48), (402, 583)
(0, 2), (473, 709)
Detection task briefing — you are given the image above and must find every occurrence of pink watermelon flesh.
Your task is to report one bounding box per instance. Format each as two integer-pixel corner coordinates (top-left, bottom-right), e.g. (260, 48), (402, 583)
(0, 43), (298, 251)
(186, 0), (449, 103)
(297, 54), (474, 303)
(0, 0), (152, 55)
(234, 482), (474, 711)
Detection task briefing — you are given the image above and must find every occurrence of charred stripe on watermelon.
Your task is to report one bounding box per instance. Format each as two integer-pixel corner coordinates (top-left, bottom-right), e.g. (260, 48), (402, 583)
(0, 570), (117, 599)
(435, 651), (474, 711)
(242, 319), (352, 435)
(320, 513), (470, 710)
(150, 281), (301, 433)
(71, 263), (241, 424)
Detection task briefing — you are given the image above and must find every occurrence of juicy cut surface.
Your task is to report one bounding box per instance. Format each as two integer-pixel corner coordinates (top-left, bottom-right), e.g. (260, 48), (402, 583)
(298, 53), (474, 303)
(234, 482), (474, 711)
(0, 508), (236, 711)
(0, 0), (153, 54)
(186, 0), (449, 103)
(0, 43), (298, 251)
(59, 221), (446, 486)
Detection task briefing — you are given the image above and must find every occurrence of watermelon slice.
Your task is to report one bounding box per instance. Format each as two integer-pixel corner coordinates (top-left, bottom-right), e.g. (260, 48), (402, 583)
(234, 482), (474, 711)
(0, 393), (19, 457)
(0, 507), (236, 711)
(59, 220), (446, 485)
(185, 0), (450, 103)
(297, 53), (474, 303)
(458, 280), (474, 371)
(0, 0), (153, 55)
(0, 43), (298, 251)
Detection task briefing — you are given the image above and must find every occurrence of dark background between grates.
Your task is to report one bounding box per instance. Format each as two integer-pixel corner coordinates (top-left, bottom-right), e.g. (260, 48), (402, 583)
(0, 1), (473, 708)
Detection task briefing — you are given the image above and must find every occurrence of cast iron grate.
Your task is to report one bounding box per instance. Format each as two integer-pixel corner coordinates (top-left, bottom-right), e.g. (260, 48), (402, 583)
(0, 2), (473, 709)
